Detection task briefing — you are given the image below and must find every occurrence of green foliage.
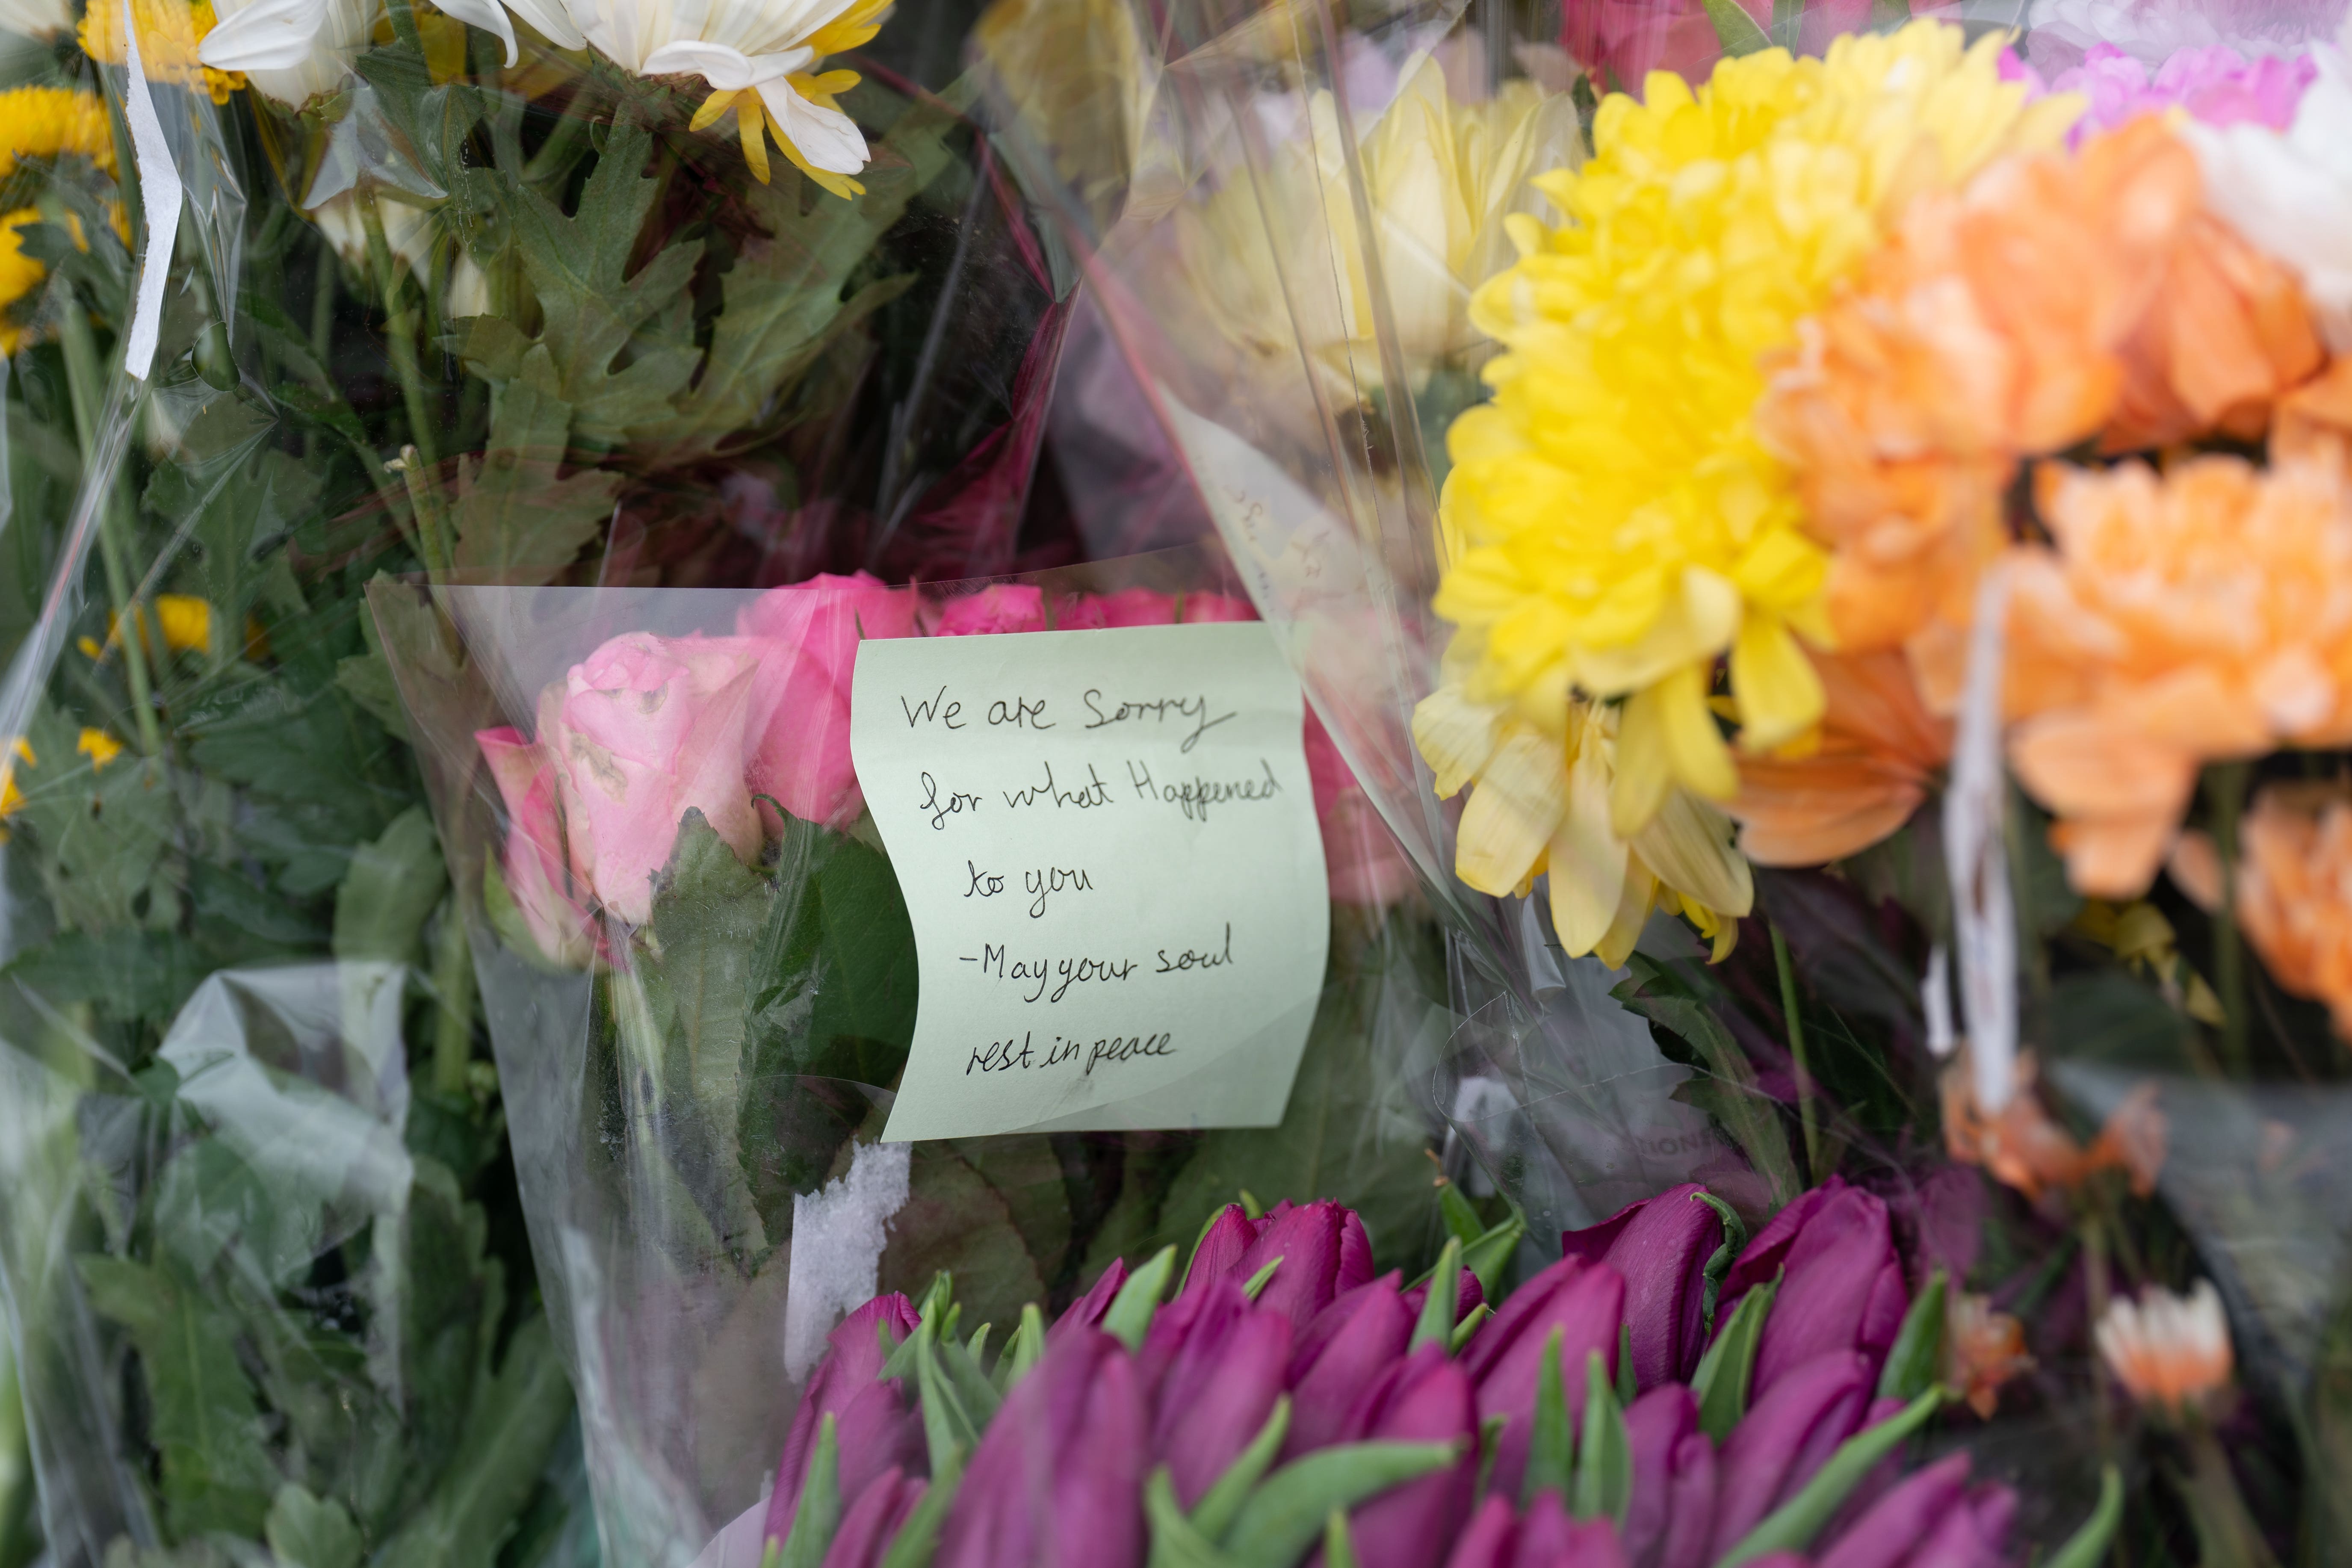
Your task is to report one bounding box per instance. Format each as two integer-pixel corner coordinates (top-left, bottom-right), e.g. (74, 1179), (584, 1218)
(1692, 1277), (1777, 1442)
(1614, 955), (1801, 1211)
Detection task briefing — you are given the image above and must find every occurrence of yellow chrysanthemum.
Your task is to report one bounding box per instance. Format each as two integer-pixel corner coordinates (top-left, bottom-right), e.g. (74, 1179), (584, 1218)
(1430, 22), (2080, 854)
(0, 737), (30, 823)
(0, 210), (44, 356)
(0, 86), (118, 181)
(81, 594), (223, 661)
(78, 0), (245, 104)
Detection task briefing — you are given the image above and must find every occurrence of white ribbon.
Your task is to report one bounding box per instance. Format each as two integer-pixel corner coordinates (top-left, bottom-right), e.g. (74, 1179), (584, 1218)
(1943, 564), (2018, 1110)
(119, 0), (183, 383)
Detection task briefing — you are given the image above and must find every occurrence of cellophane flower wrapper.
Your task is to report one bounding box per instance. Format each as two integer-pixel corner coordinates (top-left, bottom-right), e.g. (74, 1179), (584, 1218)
(1017, 0), (2352, 1561)
(0, 0), (1392, 1562)
(374, 543), (1457, 1564)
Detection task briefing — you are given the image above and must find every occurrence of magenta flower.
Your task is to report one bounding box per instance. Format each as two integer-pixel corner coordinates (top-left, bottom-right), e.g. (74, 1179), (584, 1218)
(1706, 1352), (1876, 1561)
(931, 584), (1048, 635)
(765, 1294), (925, 1548)
(1439, 1490), (1627, 1568)
(824, 1470), (926, 1568)
(475, 725), (595, 965)
(1217, 1200), (1376, 1335)
(1285, 1276), (1415, 1457)
(541, 631), (765, 923)
(1149, 1281), (1293, 1506)
(1323, 1345), (1477, 1568)
(934, 1327), (1146, 1568)
(1717, 1179), (1906, 1400)
(1817, 1456), (2018, 1568)
(2006, 40), (2317, 143)
(1624, 1384), (1717, 1568)
(1057, 1257), (1127, 1338)
(1183, 1205), (1262, 1296)
(1562, 1184), (1724, 1392)
(1459, 1257), (1626, 1500)
(1560, 0), (1761, 91)
(735, 571), (916, 829)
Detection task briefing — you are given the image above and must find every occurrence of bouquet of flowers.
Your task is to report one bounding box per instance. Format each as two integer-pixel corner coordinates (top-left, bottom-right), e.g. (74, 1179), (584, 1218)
(1016, 0), (2352, 1561)
(711, 1188), (2124, 1568)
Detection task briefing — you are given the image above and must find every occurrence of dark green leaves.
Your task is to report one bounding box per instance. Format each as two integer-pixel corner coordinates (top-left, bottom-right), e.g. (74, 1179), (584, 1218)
(1693, 1276), (1777, 1441)
(1877, 1270), (1949, 1404)
(1614, 957), (1800, 1211)
(447, 354), (618, 586)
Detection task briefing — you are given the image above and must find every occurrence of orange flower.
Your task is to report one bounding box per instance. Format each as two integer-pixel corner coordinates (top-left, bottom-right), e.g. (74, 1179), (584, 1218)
(1947, 1291), (2034, 1419)
(2004, 455), (2352, 898)
(2273, 352), (2352, 473)
(1730, 647), (1952, 865)
(2097, 1281), (2234, 1417)
(2103, 211), (2323, 453)
(1758, 118), (2200, 667)
(2175, 783), (2352, 1038)
(1942, 1051), (2166, 1203)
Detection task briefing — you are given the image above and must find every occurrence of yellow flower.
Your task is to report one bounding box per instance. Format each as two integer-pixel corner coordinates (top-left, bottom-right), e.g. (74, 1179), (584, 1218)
(0, 736), (30, 823)
(78, 0), (244, 104)
(1430, 22), (2078, 851)
(1414, 679), (1752, 963)
(83, 594), (221, 661)
(77, 727), (123, 768)
(1182, 60), (1579, 410)
(658, 0), (889, 195)
(0, 210), (43, 357)
(0, 86), (118, 180)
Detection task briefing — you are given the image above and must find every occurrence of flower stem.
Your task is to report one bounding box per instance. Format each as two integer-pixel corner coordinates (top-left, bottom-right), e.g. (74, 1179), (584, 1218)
(1770, 921), (1820, 1185)
(2180, 1420), (2280, 1568)
(360, 192), (442, 478)
(53, 281), (163, 758)
(2207, 762), (2251, 1074)
(430, 895), (475, 1098)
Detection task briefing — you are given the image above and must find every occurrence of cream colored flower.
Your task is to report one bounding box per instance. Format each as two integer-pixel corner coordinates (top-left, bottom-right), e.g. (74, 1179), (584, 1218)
(1182, 55), (1578, 407)
(309, 192), (490, 314)
(195, 0), (375, 106)
(2097, 1280), (2234, 1417)
(1414, 681), (1752, 964)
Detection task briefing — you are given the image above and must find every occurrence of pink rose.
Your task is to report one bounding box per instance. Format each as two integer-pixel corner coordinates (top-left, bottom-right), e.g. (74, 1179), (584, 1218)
(1174, 591), (1256, 623)
(931, 585), (1047, 635)
(1304, 711), (1417, 909)
(1562, 0), (1763, 91)
(736, 572), (919, 829)
(543, 633), (764, 924)
(477, 726), (596, 965)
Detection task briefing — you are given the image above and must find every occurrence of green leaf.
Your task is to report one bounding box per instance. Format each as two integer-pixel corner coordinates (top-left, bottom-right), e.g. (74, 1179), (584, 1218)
(1523, 1329), (1572, 1507)
(1615, 958), (1800, 1211)
(1462, 1215), (1526, 1302)
(777, 1414), (842, 1568)
(1615, 1324), (1635, 1409)
(1240, 1257), (1282, 1301)
(1572, 1350), (1630, 1527)
(447, 351), (619, 586)
(1692, 1276), (1777, 1442)
(77, 1255), (277, 1538)
(916, 1327), (984, 1473)
(1705, 0), (1774, 55)
(2042, 1467), (2124, 1568)
(1877, 1270), (1948, 1404)
(265, 1484), (363, 1568)
(1451, 1305), (1492, 1356)
(333, 804), (447, 965)
(876, 1448), (962, 1568)
(996, 1304), (1044, 1393)
(1221, 1442), (1459, 1568)
(1715, 1388), (1947, 1566)
(367, 1317), (578, 1568)
(1409, 1239), (1461, 1355)
(1694, 1190), (1746, 1326)
(1323, 1511), (1361, 1568)
(495, 114), (703, 445)
(4, 927), (209, 1025)
(1146, 1469), (1238, 1568)
(1189, 1396), (1291, 1542)
(1438, 1184), (1485, 1249)
(1106, 1245), (1178, 1352)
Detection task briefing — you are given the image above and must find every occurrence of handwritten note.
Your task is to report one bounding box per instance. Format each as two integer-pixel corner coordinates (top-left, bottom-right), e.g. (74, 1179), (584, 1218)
(853, 623), (1331, 1142)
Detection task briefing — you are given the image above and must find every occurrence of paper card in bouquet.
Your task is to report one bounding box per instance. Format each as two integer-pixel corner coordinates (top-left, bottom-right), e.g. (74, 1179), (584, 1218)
(851, 623), (1330, 1140)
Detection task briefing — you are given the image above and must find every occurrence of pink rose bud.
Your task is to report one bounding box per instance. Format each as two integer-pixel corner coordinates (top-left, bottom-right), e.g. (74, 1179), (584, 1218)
(476, 726), (594, 965)
(543, 632), (765, 924)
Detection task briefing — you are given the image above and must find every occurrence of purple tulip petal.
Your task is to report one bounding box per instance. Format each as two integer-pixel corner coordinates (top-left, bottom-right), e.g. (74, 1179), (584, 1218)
(1058, 1259), (1129, 1337)
(1623, 1385), (1699, 1564)
(1287, 1279), (1414, 1458)
(1183, 1206), (1263, 1297)
(1337, 1347), (1477, 1568)
(1708, 1352), (1873, 1561)
(1445, 1494), (1522, 1568)
(1512, 1491), (1575, 1564)
(823, 1471), (924, 1568)
(1156, 1292), (1291, 1506)
(1581, 1185), (1723, 1391)
(1718, 1181), (1842, 1310)
(1240, 1201), (1349, 1333)
(936, 1327), (1145, 1568)
(1817, 1456), (1972, 1568)
(1471, 1265), (1626, 1501)
(1652, 1433), (1718, 1568)
(1746, 1188), (1908, 1399)
(1340, 1210), (1376, 1293)
(768, 1294), (922, 1543)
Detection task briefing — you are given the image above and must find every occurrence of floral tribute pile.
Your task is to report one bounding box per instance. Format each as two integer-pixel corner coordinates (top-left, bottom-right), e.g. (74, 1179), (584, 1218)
(739, 1188), (2140, 1568)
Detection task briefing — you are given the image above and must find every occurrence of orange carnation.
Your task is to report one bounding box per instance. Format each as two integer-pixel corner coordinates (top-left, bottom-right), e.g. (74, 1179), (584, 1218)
(2178, 784), (2352, 1039)
(1758, 118), (2200, 666)
(1730, 647), (1951, 865)
(2004, 455), (2352, 898)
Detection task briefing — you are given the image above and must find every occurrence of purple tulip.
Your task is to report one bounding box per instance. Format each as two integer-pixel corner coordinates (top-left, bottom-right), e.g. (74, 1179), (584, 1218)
(767, 1293), (925, 1545)
(1286, 1276), (1415, 1457)
(1401, 1266), (1486, 1325)
(1816, 1455), (2017, 1568)
(1508, 1491), (1630, 1567)
(1226, 1200), (1377, 1334)
(1716, 1181), (1908, 1400)
(1321, 1344), (1477, 1568)
(1057, 1258), (1129, 1338)
(1150, 1281), (1293, 1507)
(1562, 1185), (1725, 1391)
(935, 1327), (1146, 1568)
(1707, 1352), (1875, 1561)
(1184, 1205), (1263, 1293)
(823, 1469), (925, 1568)
(1459, 1257), (1627, 1500)
(1446, 1494), (1522, 1568)
(1623, 1385), (1717, 1568)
